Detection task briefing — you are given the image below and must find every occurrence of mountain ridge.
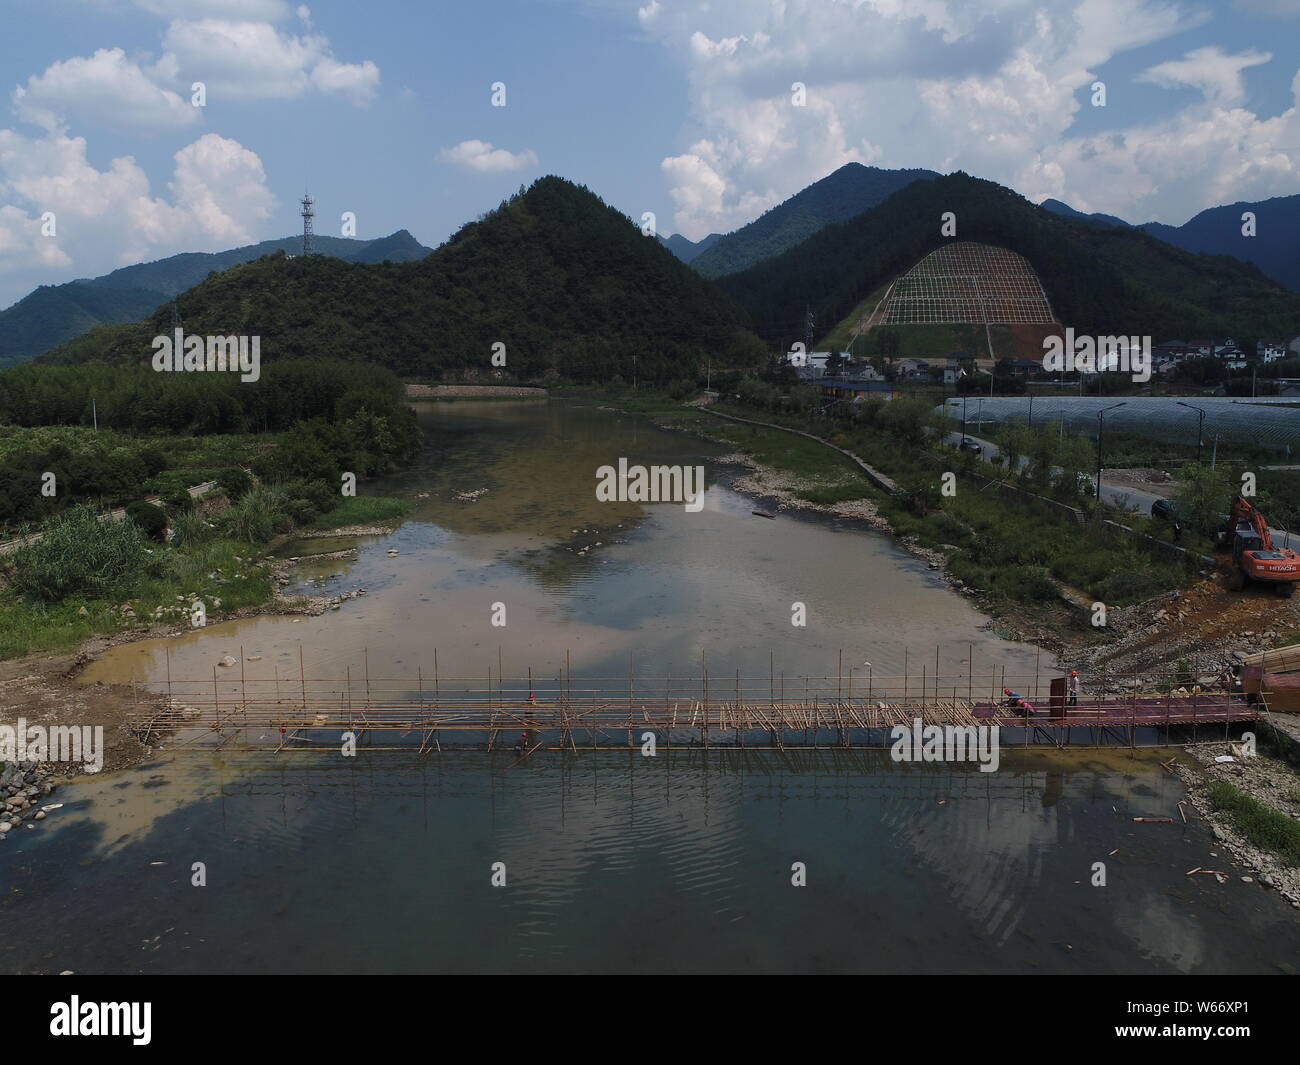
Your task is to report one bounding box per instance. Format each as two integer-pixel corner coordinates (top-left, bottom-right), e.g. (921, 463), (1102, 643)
(716, 172), (1300, 348)
(689, 162), (942, 278)
(1040, 195), (1300, 292)
(35, 177), (761, 383)
(0, 229), (434, 367)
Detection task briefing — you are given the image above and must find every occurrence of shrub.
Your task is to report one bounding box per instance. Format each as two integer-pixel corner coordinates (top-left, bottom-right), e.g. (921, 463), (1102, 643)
(11, 506), (151, 603)
(1004, 564), (1058, 602)
(125, 500), (168, 541)
(170, 509), (213, 548)
(164, 487), (193, 512)
(217, 466), (253, 502)
(221, 484), (289, 543)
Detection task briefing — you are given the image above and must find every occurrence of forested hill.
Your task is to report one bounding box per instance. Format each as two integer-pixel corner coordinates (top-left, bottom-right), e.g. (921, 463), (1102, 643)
(39, 177), (761, 383)
(716, 173), (1300, 347)
(1042, 194), (1300, 292)
(0, 230), (432, 368)
(690, 163), (940, 279)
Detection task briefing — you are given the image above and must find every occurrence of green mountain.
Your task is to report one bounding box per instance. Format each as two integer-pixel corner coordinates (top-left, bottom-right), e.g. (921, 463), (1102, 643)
(717, 172), (1300, 347)
(37, 177), (760, 382)
(1041, 195), (1300, 292)
(0, 230), (432, 367)
(690, 163), (940, 279)
(658, 232), (722, 263)
(1039, 199), (1131, 230)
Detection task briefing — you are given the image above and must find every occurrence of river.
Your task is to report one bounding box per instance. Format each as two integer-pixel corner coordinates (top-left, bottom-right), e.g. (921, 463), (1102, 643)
(1, 399), (1296, 973)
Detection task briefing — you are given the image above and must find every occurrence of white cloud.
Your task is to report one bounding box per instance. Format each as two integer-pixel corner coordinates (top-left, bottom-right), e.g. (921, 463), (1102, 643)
(0, 130), (273, 303)
(134, 0), (293, 18)
(13, 48), (199, 133)
(310, 55), (381, 101)
(638, 1), (662, 25)
(159, 18), (379, 103)
(439, 140), (539, 173)
(1139, 46), (1272, 106)
(640, 0), (1297, 235)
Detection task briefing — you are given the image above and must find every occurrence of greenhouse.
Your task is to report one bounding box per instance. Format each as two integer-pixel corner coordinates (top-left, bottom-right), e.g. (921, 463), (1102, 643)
(936, 395), (1300, 455)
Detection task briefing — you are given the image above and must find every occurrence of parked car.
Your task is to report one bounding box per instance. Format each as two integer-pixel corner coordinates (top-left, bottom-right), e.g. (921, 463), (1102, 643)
(958, 438), (982, 455)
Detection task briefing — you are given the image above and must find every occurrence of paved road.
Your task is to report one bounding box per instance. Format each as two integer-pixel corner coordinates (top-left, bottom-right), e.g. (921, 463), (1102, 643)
(943, 431), (1300, 547)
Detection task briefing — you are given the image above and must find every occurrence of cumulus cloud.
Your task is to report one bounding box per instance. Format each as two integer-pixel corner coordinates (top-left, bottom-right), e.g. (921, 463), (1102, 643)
(1139, 46), (1272, 106)
(0, 131), (273, 304)
(439, 140), (539, 173)
(159, 18), (379, 103)
(134, 0), (293, 18)
(639, 0), (1297, 234)
(13, 48), (199, 133)
(11, 10), (381, 132)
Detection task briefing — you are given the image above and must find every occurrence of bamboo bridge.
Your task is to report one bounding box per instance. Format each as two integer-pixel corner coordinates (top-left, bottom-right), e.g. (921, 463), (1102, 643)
(123, 648), (1263, 754)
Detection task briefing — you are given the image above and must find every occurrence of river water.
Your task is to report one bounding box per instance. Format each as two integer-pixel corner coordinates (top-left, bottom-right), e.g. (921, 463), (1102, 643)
(2, 400), (1297, 973)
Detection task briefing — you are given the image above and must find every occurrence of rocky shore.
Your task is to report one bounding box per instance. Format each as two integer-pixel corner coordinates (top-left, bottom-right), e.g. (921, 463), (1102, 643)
(1173, 741), (1300, 910)
(0, 760), (61, 842)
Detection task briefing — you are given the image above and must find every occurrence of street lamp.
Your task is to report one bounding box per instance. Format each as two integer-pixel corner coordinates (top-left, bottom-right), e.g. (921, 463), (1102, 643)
(1095, 402), (1127, 501)
(1176, 400), (1206, 464)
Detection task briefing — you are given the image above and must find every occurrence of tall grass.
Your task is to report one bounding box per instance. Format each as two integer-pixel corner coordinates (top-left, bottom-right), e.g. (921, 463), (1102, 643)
(9, 506), (152, 603)
(222, 483), (289, 543)
(310, 495), (409, 528)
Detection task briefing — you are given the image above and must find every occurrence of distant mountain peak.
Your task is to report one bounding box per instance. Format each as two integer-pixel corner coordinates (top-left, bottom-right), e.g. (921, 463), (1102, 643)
(689, 164), (942, 278)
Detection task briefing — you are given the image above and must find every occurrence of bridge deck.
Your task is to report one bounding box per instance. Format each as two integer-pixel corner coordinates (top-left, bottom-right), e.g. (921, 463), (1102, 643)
(127, 691), (1258, 751)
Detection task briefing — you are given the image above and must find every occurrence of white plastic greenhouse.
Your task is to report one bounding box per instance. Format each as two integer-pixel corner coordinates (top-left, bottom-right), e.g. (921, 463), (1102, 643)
(937, 396), (1300, 455)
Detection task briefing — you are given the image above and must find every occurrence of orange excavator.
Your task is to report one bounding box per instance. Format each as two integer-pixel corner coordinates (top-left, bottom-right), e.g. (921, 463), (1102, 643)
(1220, 496), (1300, 596)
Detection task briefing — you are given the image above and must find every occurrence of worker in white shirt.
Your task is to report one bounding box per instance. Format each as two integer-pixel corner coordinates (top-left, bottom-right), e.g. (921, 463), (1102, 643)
(1067, 670), (1080, 707)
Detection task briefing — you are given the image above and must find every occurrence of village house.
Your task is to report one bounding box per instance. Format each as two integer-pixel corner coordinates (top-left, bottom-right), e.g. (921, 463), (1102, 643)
(817, 378), (901, 404)
(1258, 338), (1289, 362)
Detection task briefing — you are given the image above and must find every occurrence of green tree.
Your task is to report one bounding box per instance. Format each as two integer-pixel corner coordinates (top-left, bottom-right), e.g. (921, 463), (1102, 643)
(1174, 463), (1230, 533)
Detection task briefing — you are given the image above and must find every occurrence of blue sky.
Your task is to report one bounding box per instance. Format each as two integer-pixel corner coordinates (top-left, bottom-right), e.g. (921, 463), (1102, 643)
(1, 0), (1298, 309)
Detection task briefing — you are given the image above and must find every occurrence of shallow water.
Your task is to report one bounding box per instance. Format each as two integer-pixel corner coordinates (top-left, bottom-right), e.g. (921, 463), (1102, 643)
(4, 399), (1296, 973)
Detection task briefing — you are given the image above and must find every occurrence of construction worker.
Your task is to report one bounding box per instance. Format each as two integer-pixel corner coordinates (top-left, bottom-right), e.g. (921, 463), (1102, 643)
(1067, 670), (1080, 707)
(1003, 688), (1022, 708)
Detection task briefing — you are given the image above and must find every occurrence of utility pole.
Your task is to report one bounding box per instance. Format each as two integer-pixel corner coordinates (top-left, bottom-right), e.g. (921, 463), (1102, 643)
(804, 305), (814, 356)
(1176, 400), (1206, 464)
(1095, 401), (1127, 501)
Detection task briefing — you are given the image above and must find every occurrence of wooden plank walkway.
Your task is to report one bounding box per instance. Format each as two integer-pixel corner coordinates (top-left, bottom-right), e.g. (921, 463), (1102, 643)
(128, 691), (1257, 752)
